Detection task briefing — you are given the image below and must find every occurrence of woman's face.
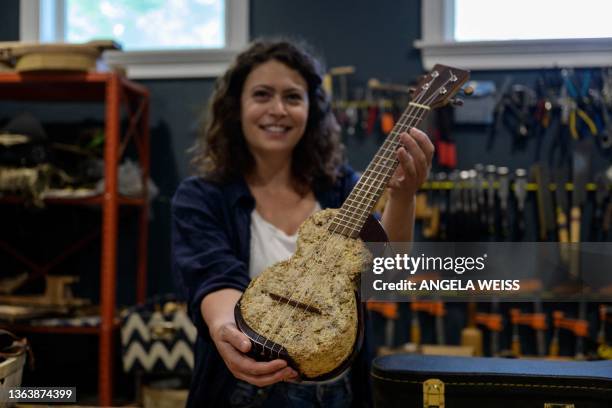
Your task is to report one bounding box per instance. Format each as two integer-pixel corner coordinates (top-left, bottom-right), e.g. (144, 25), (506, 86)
(240, 59), (309, 158)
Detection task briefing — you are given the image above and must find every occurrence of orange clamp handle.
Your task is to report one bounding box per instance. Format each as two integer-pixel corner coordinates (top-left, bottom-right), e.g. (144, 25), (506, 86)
(475, 313), (503, 332)
(367, 301), (399, 320)
(553, 311), (589, 337)
(411, 301), (445, 316)
(510, 309), (547, 331)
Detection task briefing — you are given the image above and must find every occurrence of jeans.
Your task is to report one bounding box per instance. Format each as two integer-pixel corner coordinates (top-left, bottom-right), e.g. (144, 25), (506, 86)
(229, 373), (353, 408)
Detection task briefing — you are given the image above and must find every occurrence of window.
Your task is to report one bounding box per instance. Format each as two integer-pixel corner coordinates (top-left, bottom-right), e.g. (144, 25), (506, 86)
(416, 0), (612, 70)
(19, 0), (249, 78)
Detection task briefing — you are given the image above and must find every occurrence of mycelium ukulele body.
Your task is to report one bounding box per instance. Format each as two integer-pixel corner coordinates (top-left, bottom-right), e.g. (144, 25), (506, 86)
(237, 208), (372, 379)
(235, 64), (469, 380)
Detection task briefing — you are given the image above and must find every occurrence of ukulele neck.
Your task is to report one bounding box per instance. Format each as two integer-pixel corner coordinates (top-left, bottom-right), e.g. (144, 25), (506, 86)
(329, 103), (430, 238)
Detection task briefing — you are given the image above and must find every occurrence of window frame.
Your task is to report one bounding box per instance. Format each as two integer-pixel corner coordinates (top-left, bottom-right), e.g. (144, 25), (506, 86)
(19, 0), (249, 79)
(415, 0), (612, 70)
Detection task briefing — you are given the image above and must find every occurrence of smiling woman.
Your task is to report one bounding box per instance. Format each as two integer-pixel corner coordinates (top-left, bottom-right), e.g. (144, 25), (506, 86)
(172, 38), (432, 407)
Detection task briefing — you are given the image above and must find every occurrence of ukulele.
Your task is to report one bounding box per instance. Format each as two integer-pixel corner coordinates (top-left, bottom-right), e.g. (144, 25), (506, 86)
(235, 64), (470, 380)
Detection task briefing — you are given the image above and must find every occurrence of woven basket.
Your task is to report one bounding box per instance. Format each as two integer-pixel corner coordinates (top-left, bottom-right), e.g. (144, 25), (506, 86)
(0, 353), (26, 406)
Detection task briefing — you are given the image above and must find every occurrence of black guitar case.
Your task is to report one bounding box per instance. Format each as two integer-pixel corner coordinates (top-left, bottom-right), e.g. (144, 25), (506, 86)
(372, 354), (612, 408)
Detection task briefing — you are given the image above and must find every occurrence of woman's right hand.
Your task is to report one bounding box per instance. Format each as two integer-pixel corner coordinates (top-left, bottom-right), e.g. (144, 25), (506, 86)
(211, 321), (299, 387)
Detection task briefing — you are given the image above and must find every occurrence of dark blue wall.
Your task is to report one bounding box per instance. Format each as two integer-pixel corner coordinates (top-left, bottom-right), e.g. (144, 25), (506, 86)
(0, 0), (19, 41)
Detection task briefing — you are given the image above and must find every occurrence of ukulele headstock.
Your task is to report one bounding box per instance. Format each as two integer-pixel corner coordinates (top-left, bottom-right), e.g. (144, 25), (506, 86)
(413, 64), (470, 110)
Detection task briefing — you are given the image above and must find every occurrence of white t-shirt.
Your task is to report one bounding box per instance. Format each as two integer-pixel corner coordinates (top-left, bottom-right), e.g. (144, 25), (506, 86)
(248, 202), (321, 279)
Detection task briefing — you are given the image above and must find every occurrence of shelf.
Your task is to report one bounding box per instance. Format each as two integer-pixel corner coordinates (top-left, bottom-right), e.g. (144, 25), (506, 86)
(0, 194), (147, 207)
(0, 71), (148, 102)
(0, 70), (150, 406)
(1, 320), (121, 335)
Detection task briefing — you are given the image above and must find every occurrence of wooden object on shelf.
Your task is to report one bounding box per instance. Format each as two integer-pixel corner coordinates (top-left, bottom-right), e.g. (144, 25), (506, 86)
(0, 40), (121, 73)
(0, 275), (89, 310)
(13, 44), (99, 72)
(0, 71), (150, 406)
(0, 305), (47, 321)
(142, 386), (188, 408)
(0, 272), (28, 295)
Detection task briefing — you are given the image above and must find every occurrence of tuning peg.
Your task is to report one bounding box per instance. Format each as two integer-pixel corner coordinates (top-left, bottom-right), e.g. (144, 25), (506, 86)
(450, 97), (464, 107)
(462, 86), (475, 96)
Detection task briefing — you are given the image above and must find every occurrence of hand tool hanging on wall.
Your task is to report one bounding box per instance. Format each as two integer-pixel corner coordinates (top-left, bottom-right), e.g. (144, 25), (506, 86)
(459, 170), (476, 240)
(591, 172), (609, 241)
(490, 83), (537, 152)
(513, 168), (528, 239)
(410, 302), (421, 346)
(497, 166), (510, 239)
(594, 90), (612, 149)
(411, 301), (446, 346)
(553, 166), (571, 265)
(533, 75), (556, 160)
(485, 165), (497, 236)
(434, 104), (457, 168)
(448, 170), (461, 240)
(418, 198), (438, 239)
(327, 66), (355, 129)
(436, 172), (449, 241)
(474, 163), (487, 228)
(420, 176), (441, 239)
(475, 306), (503, 356)
(602, 68), (612, 107)
(510, 308), (547, 357)
(598, 304), (612, 360)
(368, 78), (415, 136)
(531, 163), (556, 241)
(488, 77), (513, 150)
(597, 305), (610, 346)
(329, 66), (355, 102)
(604, 166), (612, 240)
(549, 311), (589, 359)
(562, 69), (598, 143)
(468, 169), (480, 236)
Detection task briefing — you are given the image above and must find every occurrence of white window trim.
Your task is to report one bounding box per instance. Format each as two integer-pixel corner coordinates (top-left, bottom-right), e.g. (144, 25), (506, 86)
(416, 0), (612, 70)
(19, 0), (249, 79)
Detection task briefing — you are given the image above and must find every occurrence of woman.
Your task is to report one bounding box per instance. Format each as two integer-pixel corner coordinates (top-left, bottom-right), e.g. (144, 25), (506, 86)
(172, 39), (433, 407)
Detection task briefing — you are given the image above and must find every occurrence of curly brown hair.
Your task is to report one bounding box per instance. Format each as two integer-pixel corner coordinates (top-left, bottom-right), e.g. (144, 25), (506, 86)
(191, 38), (344, 192)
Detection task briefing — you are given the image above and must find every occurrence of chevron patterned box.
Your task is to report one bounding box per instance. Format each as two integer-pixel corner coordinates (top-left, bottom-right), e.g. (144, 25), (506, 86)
(120, 296), (196, 373)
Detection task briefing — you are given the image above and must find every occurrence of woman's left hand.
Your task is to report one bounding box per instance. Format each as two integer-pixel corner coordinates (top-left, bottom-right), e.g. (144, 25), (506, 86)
(387, 128), (434, 201)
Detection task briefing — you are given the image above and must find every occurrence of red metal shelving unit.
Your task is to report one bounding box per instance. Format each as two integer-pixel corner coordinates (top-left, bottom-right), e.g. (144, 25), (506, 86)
(0, 71), (150, 406)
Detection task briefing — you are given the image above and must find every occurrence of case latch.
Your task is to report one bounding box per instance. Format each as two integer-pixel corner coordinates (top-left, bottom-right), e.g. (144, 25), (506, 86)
(423, 378), (445, 408)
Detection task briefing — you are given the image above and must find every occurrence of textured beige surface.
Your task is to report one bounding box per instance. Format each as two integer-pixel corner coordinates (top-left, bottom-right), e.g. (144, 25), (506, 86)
(240, 209), (371, 378)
